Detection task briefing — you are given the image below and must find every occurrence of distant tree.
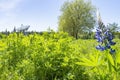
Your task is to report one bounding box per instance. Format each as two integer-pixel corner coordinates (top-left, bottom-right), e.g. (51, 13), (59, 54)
(47, 26), (54, 32)
(13, 26), (16, 32)
(107, 22), (120, 32)
(58, 0), (96, 39)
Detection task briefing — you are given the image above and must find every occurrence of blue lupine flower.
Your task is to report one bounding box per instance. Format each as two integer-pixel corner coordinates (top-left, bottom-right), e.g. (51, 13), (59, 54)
(96, 37), (103, 42)
(96, 45), (106, 51)
(104, 30), (109, 36)
(96, 45), (101, 50)
(109, 41), (116, 45)
(95, 34), (100, 39)
(100, 46), (106, 51)
(108, 34), (114, 41)
(95, 31), (101, 38)
(96, 29), (101, 34)
(102, 36), (106, 40)
(110, 49), (115, 54)
(95, 10), (116, 54)
(105, 44), (111, 49)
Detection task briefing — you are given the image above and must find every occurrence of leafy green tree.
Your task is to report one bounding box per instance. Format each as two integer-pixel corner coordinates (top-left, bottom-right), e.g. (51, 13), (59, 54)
(58, 0), (96, 39)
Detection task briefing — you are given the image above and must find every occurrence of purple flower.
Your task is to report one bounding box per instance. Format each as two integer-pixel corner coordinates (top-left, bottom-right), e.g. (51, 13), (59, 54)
(109, 41), (116, 45)
(96, 45), (106, 51)
(110, 49), (115, 54)
(105, 44), (111, 49)
(95, 11), (116, 54)
(108, 34), (114, 41)
(96, 37), (103, 42)
(104, 30), (109, 36)
(95, 27), (116, 54)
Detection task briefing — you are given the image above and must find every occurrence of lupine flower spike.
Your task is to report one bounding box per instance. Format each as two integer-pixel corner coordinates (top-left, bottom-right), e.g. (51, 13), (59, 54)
(95, 10), (116, 54)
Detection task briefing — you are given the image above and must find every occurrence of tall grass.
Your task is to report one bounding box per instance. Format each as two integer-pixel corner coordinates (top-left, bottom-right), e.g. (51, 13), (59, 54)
(0, 32), (120, 80)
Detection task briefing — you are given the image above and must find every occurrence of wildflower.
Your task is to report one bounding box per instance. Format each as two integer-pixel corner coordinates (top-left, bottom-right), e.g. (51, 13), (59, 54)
(95, 10), (116, 54)
(104, 30), (109, 36)
(109, 41), (116, 45)
(107, 33), (114, 41)
(96, 45), (105, 51)
(110, 49), (115, 54)
(105, 44), (111, 49)
(96, 37), (103, 42)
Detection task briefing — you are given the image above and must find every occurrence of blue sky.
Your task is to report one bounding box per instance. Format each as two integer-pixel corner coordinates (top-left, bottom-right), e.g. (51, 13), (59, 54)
(0, 0), (120, 32)
(92, 0), (120, 25)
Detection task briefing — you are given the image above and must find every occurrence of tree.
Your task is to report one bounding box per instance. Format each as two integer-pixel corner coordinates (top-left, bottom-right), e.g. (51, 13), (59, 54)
(13, 26), (16, 32)
(107, 22), (120, 32)
(58, 0), (96, 39)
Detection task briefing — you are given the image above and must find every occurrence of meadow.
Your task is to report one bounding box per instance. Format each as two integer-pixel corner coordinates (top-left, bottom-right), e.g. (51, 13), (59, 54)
(0, 32), (120, 80)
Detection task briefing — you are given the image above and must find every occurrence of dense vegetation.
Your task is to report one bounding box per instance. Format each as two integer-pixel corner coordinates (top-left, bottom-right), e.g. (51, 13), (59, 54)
(0, 32), (120, 80)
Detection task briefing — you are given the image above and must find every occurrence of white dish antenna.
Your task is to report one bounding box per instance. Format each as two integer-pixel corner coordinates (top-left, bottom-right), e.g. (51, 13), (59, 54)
(16, 24), (30, 32)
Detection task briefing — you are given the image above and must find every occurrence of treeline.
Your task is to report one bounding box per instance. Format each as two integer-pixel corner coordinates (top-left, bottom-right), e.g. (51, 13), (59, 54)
(0, 31), (50, 38)
(79, 32), (120, 39)
(0, 31), (120, 39)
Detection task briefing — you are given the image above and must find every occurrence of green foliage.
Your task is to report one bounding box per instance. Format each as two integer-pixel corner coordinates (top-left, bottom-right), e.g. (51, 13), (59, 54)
(107, 22), (120, 32)
(0, 32), (120, 80)
(58, 0), (96, 39)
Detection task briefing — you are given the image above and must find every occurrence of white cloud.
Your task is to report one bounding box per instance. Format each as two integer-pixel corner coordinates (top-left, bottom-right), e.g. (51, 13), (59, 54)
(0, 0), (23, 12)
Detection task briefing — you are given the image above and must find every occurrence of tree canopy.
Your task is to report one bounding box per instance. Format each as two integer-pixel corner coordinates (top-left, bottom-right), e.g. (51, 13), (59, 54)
(58, 0), (96, 39)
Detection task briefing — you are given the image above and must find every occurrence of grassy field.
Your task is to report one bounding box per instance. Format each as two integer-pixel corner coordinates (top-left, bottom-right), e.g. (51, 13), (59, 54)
(0, 32), (120, 80)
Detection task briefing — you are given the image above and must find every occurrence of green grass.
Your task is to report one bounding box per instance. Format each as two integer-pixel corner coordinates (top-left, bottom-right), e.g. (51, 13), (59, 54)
(0, 32), (120, 80)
